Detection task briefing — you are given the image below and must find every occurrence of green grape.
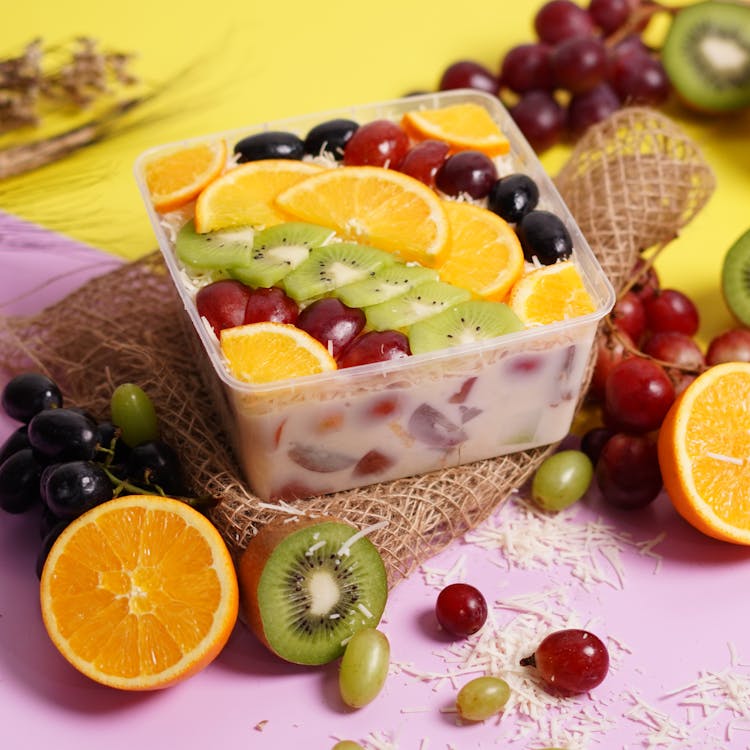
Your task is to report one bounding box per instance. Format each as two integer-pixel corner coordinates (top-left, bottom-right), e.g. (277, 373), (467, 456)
(110, 383), (159, 448)
(339, 627), (390, 708)
(531, 449), (593, 511)
(456, 675), (510, 721)
(331, 742), (364, 750)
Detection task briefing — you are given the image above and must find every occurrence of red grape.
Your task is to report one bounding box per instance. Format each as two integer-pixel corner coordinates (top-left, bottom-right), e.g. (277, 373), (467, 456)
(589, 0), (632, 34)
(567, 82), (620, 138)
(550, 36), (608, 94)
(590, 327), (636, 400)
(397, 140), (450, 187)
(641, 331), (705, 370)
(520, 628), (609, 694)
(595, 432), (663, 508)
(296, 298), (366, 358)
(435, 150), (498, 199)
(195, 279), (252, 336)
(644, 289), (700, 336)
(343, 119), (409, 168)
(534, 0), (595, 44)
(435, 583), (488, 637)
(580, 426), (615, 465)
(244, 286), (299, 325)
(611, 54), (670, 105)
(604, 356), (675, 432)
(499, 43), (555, 93)
(337, 330), (411, 368)
(510, 90), (566, 152)
(439, 60), (499, 94)
(611, 291), (646, 344)
(629, 258), (660, 304)
(706, 328), (750, 365)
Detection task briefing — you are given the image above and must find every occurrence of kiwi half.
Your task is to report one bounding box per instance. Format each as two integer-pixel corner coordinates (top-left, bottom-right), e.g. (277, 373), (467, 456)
(721, 227), (750, 325)
(230, 222), (335, 288)
(662, 1), (750, 112)
(238, 517), (388, 666)
(175, 220), (255, 270)
(408, 299), (524, 355)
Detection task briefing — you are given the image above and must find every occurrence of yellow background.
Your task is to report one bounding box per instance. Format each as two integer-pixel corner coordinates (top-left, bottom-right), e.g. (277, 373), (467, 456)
(3, 0), (749, 343)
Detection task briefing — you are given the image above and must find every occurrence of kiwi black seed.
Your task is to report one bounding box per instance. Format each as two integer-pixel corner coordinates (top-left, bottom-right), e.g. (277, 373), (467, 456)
(408, 299), (525, 355)
(662, 0), (750, 113)
(364, 279), (472, 331)
(282, 242), (395, 301)
(175, 220), (255, 271)
(229, 222), (335, 288)
(721, 227), (750, 326)
(238, 518), (388, 666)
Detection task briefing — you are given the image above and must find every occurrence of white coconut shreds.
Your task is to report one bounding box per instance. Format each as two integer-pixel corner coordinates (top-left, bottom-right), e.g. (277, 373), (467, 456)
(419, 554), (467, 589)
(464, 494), (665, 590)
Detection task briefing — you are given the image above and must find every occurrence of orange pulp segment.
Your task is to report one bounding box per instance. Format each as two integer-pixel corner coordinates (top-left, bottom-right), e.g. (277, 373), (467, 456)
(437, 200), (524, 301)
(508, 261), (596, 326)
(40, 494), (239, 690)
(274, 166), (450, 267)
(144, 139), (227, 213)
(194, 159), (323, 233)
(220, 322), (338, 384)
(402, 103), (510, 156)
(658, 362), (750, 545)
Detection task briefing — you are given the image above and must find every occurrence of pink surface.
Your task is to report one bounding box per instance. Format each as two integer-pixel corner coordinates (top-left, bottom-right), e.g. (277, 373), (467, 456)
(2, 212), (750, 750)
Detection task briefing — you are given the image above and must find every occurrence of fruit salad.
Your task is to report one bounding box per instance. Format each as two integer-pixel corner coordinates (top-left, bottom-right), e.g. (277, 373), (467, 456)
(135, 91), (614, 500)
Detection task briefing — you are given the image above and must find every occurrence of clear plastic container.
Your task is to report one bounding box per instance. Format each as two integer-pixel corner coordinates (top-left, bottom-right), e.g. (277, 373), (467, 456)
(134, 90), (615, 501)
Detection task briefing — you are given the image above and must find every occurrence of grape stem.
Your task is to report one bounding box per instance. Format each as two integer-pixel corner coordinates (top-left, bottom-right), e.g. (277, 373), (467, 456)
(604, 0), (682, 49)
(519, 654), (536, 668)
(101, 465), (165, 497)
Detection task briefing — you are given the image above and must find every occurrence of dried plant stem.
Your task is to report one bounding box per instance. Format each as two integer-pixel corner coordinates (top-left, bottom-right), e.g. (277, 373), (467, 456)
(0, 96), (143, 179)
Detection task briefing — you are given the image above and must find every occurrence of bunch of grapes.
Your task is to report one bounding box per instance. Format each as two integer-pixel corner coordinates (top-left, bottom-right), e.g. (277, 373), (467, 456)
(0, 372), (195, 577)
(582, 259), (750, 509)
(437, 0), (672, 151)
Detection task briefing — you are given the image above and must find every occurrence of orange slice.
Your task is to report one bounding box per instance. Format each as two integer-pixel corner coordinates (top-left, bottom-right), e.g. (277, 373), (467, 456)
(402, 103), (510, 156)
(438, 200), (524, 300)
(658, 362), (750, 545)
(275, 166), (450, 267)
(144, 138), (227, 213)
(508, 261), (596, 326)
(39, 494), (239, 691)
(194, 159), (323, 233)
(220, 322), (337, 384)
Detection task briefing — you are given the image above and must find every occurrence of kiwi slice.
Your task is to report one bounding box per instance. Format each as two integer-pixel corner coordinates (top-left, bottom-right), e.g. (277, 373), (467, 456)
(662, 0), (750, 112)
(721, 227), (750, 325)
(364, 280), (471, 331)
(335, 263), (439, 308)
(237, 517), (388, 666)
(408, 299), (524, 355)
(283, 243), (396, 301)
(229, 222), (336, 288)
(175, 220), (255, 271)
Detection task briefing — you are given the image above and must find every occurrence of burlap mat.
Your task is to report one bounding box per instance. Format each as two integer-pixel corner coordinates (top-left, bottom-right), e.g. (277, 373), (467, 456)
(0, 107), (715, 586)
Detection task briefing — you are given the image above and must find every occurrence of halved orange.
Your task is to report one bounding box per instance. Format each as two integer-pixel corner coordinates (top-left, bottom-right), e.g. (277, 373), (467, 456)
(40, 494), (239, 690)
(194, 159), (323, 233)
(402, 103), (510, 156)
(275, 166), (450, 267)
(144, 138), (228, 213)
(508, 261), (596, 326)
(658, 362), (750, 545)
(437, 200), (524, 300)
(220, 322), (337, 384)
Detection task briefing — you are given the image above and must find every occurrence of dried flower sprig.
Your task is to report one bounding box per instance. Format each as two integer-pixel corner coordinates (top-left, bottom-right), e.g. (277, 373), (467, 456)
(0, 37), (138, 134)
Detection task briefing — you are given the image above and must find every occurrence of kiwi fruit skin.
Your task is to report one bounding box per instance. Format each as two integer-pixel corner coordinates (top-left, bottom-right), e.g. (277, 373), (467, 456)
(721, 227), (750, 325)
(237, 516), (388, 666)
(662, 0), (750, 113)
